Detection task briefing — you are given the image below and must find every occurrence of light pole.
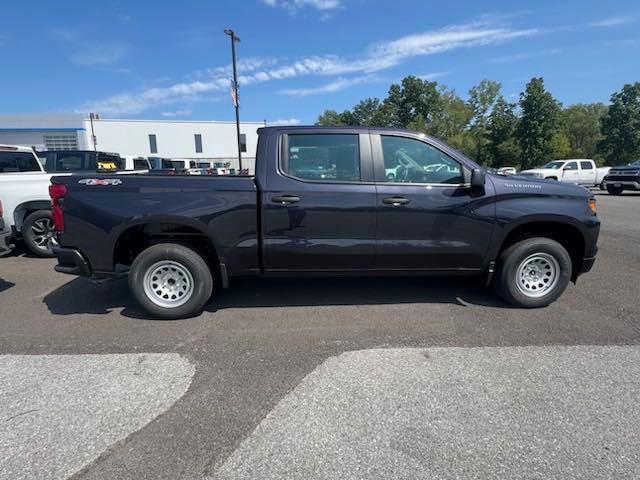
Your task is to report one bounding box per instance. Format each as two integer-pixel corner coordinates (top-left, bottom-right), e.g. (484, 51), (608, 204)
(224, 28), (242, 172)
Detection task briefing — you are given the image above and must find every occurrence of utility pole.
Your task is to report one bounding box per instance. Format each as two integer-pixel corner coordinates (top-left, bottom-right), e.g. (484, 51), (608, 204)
(89, 112), (98, 151)
(224, 28), (242, 172)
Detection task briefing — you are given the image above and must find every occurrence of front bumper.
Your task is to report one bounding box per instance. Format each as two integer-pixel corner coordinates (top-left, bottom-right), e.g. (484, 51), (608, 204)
(604, 180), (640, 191)
(53, 247), (92, 277)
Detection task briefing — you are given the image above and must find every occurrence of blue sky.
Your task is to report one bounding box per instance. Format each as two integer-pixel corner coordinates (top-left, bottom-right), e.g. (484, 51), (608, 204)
(2, 0), (639, 124)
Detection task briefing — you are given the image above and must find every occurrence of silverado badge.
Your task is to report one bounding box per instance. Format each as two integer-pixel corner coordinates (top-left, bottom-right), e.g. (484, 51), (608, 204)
(78, 178), (123, 186)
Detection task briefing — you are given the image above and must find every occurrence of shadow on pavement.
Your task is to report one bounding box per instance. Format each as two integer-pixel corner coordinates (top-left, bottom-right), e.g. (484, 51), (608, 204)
(43, 275), (511, 320)
(0, 279), (15, 293)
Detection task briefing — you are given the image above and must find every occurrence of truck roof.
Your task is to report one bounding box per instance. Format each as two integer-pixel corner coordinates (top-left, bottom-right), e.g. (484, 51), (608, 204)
(0, 144), (36, 153)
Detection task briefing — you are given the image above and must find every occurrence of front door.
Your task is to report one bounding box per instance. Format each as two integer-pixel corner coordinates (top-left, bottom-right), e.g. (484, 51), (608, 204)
(372, 133), (495, 271)
(261, 132), (377, 272)
(560, 161), (580, 183)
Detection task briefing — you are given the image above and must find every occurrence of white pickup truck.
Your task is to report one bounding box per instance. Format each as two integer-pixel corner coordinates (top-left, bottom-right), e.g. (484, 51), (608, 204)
(0, 145), (57, 257)
(519, 159), (611, 187)
(0, 145), (147, 257)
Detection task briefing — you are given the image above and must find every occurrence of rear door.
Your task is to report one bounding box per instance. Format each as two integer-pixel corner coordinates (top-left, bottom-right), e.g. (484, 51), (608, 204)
(579, 161), (596, 184)
(261, 130), (377, 272)
(372, 132), (495, 271)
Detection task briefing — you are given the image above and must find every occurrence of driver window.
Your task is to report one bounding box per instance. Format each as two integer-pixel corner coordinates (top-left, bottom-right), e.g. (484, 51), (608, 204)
(380, 136), (463, 184)
(564, 161), (578, 170)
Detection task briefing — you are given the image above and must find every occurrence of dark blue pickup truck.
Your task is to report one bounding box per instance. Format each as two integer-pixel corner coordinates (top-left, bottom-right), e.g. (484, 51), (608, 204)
(50, 126), (599, 319)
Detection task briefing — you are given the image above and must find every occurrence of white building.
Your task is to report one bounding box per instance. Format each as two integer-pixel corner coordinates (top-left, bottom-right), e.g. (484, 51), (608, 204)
(0, 114), (265, 172)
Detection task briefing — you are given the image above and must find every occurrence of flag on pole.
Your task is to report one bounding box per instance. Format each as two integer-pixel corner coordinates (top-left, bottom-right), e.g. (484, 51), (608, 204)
(230, 80), (238, 107)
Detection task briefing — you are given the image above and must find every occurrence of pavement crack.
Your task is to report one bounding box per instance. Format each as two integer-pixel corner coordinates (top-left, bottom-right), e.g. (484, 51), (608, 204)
(5, 408), (39, 422)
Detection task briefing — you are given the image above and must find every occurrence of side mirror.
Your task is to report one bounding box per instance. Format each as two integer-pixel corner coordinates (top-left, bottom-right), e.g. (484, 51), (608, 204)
(470, 168), (486, 198)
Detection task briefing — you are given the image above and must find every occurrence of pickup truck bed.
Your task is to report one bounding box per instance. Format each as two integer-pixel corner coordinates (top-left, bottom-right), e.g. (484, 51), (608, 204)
(51, 126), (600, 319)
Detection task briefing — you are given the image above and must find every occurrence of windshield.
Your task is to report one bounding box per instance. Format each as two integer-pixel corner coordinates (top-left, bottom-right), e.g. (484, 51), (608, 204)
(630, 160), (640, 167)
(542, 161), (565, 169)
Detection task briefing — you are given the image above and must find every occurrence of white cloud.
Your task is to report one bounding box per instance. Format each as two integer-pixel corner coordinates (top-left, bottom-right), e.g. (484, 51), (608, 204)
(588, 15), (634, 27)
(268, 118), (302, 125)
(161, 109), (193, 117)
(279, 76), (374, 96)
(487, 48), (561, 64)
(70, 44), (128, 66)
(262, 0), (341, 11)
(418, 71), (450, 80)
(80, 17), (539, 115)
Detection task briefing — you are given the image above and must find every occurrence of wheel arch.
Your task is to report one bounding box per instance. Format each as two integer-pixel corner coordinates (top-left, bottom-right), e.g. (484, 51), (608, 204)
(13, 201), (51, 232)
(496, 220), (586, 282)
(111, 219), (222, 284)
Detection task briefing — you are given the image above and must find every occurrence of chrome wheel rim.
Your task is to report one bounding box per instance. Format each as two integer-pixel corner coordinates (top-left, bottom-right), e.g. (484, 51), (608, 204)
(31, 218), (57, 250)
(516, 253), (560, 298)
(143, 260), (194, 308)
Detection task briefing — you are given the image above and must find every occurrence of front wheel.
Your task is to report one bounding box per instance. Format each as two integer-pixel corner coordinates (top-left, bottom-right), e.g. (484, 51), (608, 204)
(129, 243), (213, 319)
(607, 185), (623, 195)
(493, 237), (572, 308)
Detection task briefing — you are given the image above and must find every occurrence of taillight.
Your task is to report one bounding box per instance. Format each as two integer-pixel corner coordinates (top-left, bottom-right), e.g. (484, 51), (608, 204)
(49, 183), (68, 232)
(0, 199), (3, 218)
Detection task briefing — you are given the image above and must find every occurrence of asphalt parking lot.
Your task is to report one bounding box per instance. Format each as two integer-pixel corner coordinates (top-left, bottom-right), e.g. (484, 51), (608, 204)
(1, 191), (639, 480)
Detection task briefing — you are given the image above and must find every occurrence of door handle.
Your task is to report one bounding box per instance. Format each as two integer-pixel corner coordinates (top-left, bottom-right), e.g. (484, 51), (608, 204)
(272, 195), (301, 204)
(383, 196), (410, 206)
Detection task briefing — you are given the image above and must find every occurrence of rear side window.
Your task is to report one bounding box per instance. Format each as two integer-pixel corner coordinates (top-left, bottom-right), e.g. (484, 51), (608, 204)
(283, 134), (360, 182)
(0, 152), (41, 172)
(54, 153), (84, 171)
(580, 161), (593, 170)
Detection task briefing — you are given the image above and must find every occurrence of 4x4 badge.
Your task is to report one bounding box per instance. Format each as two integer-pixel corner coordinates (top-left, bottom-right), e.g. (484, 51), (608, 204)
(78, 178), (123, 186)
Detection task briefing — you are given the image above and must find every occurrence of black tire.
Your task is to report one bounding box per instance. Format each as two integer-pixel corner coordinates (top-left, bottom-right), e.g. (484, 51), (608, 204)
(493, 237), (572, 308)
(22, 210), (56, 258)
(128, 243), (213, 319)
(606, 185), (623, 195)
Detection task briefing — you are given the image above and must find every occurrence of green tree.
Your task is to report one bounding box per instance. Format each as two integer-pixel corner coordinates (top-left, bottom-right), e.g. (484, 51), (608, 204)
(383, 76), (441, 128)
(429, 87), (473, 143)
(351, 98), (384, 126)
(549, 132), (572, 159)
(517, 77), (561, 169)
(561, 103), (608, 160)
(467, 80), (502, 164)
(598, 83), (640, 164)
(487, 97), (520, 167)
(316, 109), (346, 126)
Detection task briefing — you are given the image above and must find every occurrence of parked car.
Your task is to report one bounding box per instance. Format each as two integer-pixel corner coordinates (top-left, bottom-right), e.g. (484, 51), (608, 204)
(197, 161), (231, 176)
(123, 156), (151, 172)
(37, 150), (126, 173)
(171, 159), (201, 175)
(51, 126), (599, 319)
(602, 160), (640, 195)
(497, 166), (517, 175)
(147, 157), (176, 175)
(0, 199), (14, 255)
(519, 159), (610, 186)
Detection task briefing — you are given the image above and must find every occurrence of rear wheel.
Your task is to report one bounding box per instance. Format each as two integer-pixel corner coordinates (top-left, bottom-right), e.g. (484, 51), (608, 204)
(22, 210), (56, 258)
(129, 243), (213, 319)
(607, 185), (623, 195)
(494, 237), (572, 308)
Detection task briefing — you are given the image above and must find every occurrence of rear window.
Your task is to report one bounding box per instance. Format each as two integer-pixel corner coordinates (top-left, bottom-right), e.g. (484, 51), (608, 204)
(580, 161), (593, 170)
(0, 152), (41, 173)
